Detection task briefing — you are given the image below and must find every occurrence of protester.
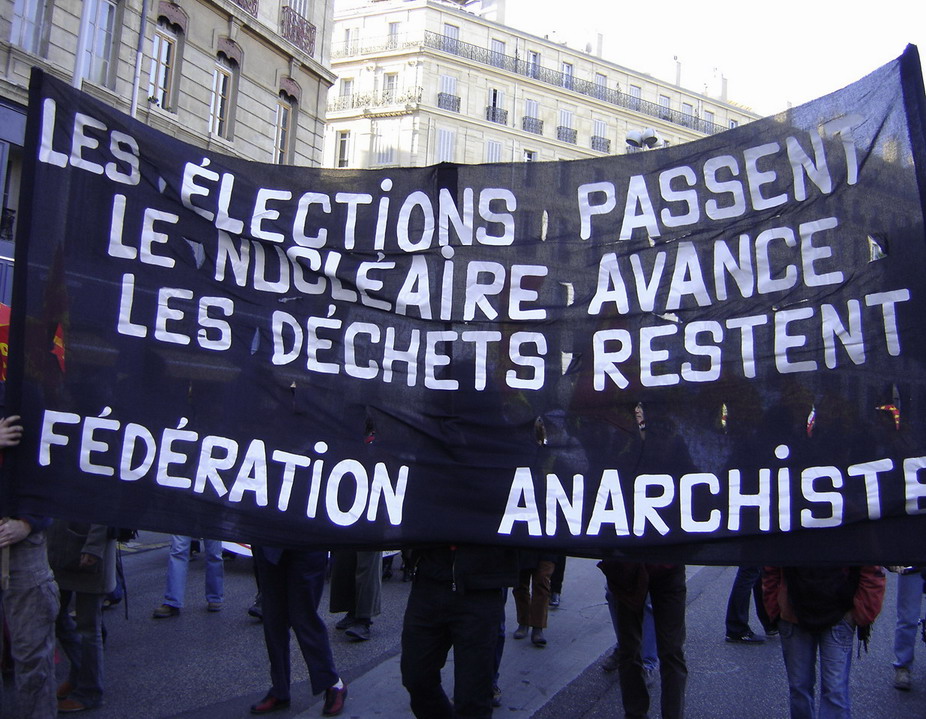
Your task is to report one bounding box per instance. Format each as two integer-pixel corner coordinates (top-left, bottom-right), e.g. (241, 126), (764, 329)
(598, 560), (687, 719)
(401, 544), (518, 719)
(0, 415), (59, 719)
(601, 585), (659, 678)
(47, 520), (117, 712)
(763, 565), (886, 718)
(329, 550), (382, 641)
(250, 545), (347, 716)
(549, 554), (567, 608)
(152, 535), (224, 618)
(887, 565), (924, 691)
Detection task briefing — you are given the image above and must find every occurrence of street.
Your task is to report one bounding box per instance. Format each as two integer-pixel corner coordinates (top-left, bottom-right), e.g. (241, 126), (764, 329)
(4, 533), (926, 718)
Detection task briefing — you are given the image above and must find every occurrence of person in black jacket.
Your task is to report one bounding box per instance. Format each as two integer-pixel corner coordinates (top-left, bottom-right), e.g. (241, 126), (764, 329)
(400, 545), (519, 719)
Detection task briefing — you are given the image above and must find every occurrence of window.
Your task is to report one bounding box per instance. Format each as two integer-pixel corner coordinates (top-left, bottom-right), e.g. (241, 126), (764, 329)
(344, 27), (358, 54)
(438, 74), (460, 112)
(559, 108), (573, 129)
(486, 88), (506, 124)
(527, 51), (540, 79)
(147, 20), (178, 110)
(336, 130), (350, 168)
(274, 93), (295, 164)
(76, 0), (119, 87)
(340, 78), (354, 98)
(593, 119), (607, 137)
(592, 119), (609, 152)
(209, 55), (237, 139)
(562, 62), (574, 90)
(11, 0), (49, 54)
(443, 23), (459, 53)
(485, 140), (502, 163)
(437, 128), (455, 163)
(490, 39), (505, 68)
(594, 73), (607, 99)
(288, 0), (310, 16)
(658, 94), (671, 119)
(704, 109), (715, 126)
(522, 98), (542, 134)
(524, 149), (537, 162)
(375, 131), (394, 165)
(387, 22), (400, 49)
(557, 109), (576, 144)
(729, 119), (739, 129)
(383, 73), (398, 102)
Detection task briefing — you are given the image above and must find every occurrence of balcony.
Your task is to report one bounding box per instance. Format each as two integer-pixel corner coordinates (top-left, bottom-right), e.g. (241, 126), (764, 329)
(438, 93), (461, 112)
(591, 135), (611, 153)
(281, 6), (316, 57)
(421, 31), (732, 136)
(327, 87), (423, 113)
(232, 0), (258, 17)
(485, 106), (508, 125)
(522, 116), (543, 135)
(556, 126), (577, 144)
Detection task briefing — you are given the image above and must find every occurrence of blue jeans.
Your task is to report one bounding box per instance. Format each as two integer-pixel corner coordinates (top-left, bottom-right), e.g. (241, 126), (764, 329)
(163, 535), (224, 608)
(779, 619), (854, 719)
(893, 572), (923, 669)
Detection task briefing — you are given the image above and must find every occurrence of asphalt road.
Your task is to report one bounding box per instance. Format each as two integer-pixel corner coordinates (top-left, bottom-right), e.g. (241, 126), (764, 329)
(3, 534), (925, 718)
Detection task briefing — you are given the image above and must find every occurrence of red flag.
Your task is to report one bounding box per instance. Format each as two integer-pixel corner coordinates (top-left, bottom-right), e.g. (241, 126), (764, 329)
(51, 322), (65, 373)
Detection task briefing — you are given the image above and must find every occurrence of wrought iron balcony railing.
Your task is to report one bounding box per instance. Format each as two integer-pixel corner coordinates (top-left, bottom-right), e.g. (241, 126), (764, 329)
(327, 87), (423, 112)
(556, 126), (577, 144)
(281, 7), (316, 57)
(232, 0), (258, 17)
(438, 92), (461, 112)
(591, 135), (611, 153)
(522, 116), (543, 134)
(485, 106), (508, 124)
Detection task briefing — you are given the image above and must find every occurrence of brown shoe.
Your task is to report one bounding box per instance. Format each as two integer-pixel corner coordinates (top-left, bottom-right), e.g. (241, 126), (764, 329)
(56, 681), (74, 700)
(152, 603), (180, 619)
(322, 684), (347, 716)
(57, 698), (90, 713)
(250, 693), (290, 714)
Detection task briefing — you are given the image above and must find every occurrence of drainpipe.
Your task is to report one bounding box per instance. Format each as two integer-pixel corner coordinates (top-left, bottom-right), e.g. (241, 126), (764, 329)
(130, 0), (151, 118)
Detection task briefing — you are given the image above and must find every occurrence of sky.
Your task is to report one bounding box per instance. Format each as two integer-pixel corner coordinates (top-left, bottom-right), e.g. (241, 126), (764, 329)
(502, 0), (926, 117)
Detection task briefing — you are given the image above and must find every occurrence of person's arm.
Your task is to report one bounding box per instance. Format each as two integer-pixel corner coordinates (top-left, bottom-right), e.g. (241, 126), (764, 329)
(762, 566), (783, 623)
(851, 566), (887, 626)
(0, 516), (32, 548)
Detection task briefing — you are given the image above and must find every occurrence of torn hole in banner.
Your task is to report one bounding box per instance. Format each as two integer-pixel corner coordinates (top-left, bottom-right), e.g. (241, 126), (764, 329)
(867, 234), (888, 262)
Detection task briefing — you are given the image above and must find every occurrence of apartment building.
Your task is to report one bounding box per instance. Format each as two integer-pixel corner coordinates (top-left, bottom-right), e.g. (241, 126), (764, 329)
(324, 0), (758, 169)
(0, 0), (337, 299)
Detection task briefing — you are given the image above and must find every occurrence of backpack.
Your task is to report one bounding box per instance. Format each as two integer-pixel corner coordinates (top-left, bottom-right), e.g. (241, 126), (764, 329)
(784, 566), (861, 632)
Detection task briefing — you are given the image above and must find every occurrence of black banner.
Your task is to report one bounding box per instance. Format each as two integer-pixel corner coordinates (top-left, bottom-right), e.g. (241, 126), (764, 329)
(6, 47), (926, 563)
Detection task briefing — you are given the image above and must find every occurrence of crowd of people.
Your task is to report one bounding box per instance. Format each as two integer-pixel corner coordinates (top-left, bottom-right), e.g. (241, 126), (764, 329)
(0, 413), (921, 718)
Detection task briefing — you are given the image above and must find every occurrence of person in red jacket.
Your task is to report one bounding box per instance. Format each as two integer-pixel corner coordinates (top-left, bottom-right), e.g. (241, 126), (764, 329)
(763, 565), (886, 719)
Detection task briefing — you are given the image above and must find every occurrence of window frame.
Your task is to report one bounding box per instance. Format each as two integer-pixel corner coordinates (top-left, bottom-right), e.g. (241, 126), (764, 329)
(76, 0), (121, 89)
(209, 55), (237, 139)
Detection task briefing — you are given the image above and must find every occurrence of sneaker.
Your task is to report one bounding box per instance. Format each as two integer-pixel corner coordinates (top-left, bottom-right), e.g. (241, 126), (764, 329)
(322, 683), (347, 716)
(513, 624), (529, 639)
(345, 621), (371, 641)
(725, 630), (764, 644)
(602, 649), (619, 672)
(531, 627), (547, 646)
(492, 684), (502, 708)
(207, 601), (223, 612)
(335, 613), (356, 631)
(152, 603), (180, 619)
(894, 666), (912, 691)
(549, 592), (561, 608)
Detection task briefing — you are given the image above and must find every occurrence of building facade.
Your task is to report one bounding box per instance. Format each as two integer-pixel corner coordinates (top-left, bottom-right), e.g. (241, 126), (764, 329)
(324, 0), (759, 170)
(0, 0), (337, 300)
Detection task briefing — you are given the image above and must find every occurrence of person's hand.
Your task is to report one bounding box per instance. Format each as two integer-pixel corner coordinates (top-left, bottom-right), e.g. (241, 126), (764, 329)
(0, 517), (30, 547)
(79, 553), (98, 569)
(0, 415), (23, 449)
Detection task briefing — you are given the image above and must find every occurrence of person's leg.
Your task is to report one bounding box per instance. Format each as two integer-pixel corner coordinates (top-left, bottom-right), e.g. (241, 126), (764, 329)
(725, 566), (761, 637)
(55, 589), (82, 688)
(779, 620), (819, 719)
(450, 588), (505, 719)
(529, 561), (554, 628)
(254, 550), (293, 701)
(202, 539), (225, 606)
(616, 597), (649, 719)
(286, 550), (339, 695)
(751, 569), (774, 632)
(512, 568), (531, 635)
(642, 599), (659, 672)
(352, 551), (383, 622)
(818, 619), (854, 719)
(649, 566), (687, 719)
(893, 572), (922, 669)
(163, 535), (192, 608)
(401, 579), (454, 719)
(68, 592), (105, 708)
(3, 540), (59, 719)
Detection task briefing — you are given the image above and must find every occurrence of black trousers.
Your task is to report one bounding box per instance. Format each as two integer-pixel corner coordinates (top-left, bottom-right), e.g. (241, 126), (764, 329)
(615, 565), (687, 719)
(400, 578), (504, 719)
